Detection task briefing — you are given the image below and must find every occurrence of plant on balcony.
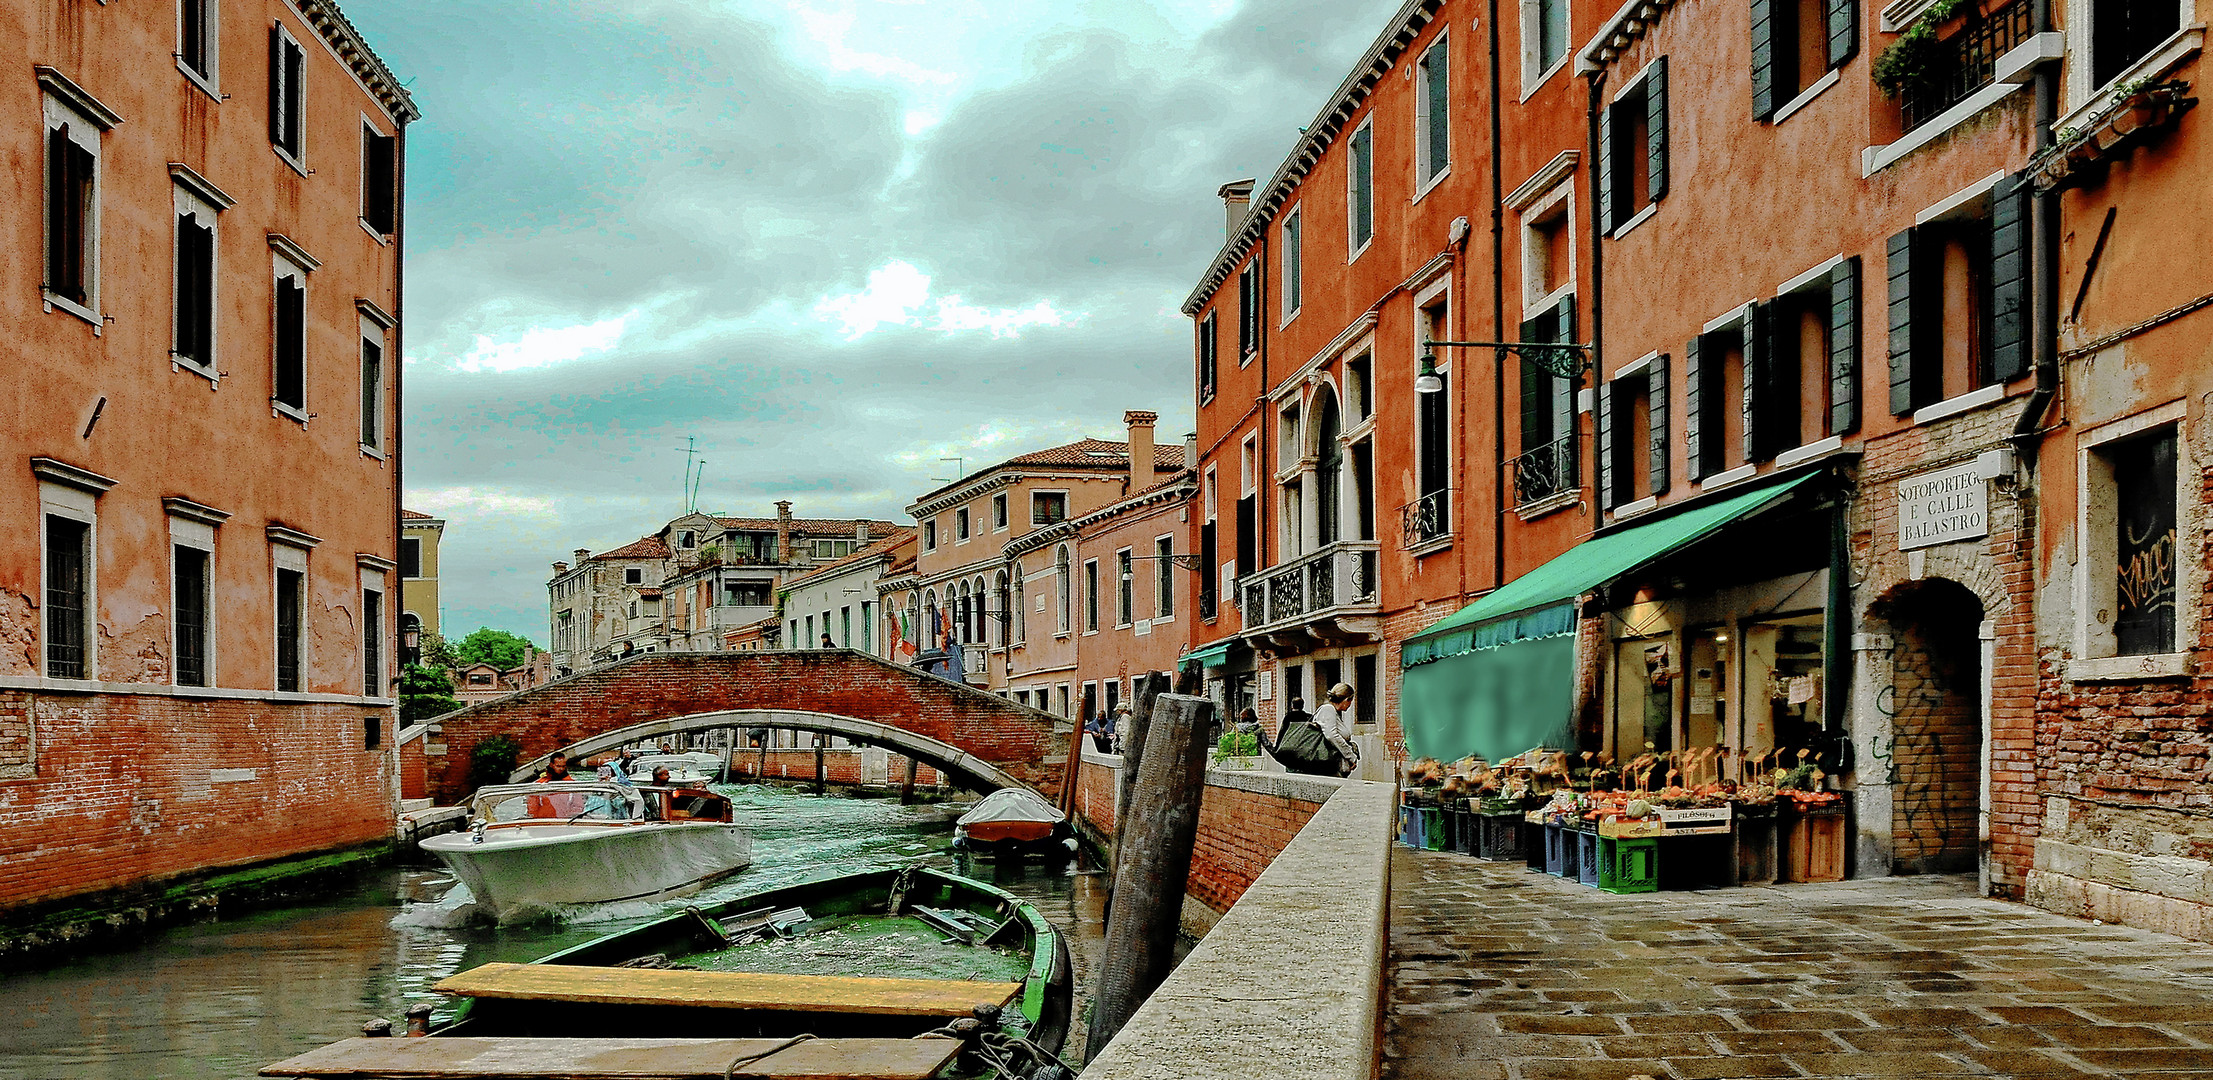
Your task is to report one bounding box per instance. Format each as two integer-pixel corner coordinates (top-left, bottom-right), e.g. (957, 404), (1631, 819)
(2032, 80), (2197, 190)
(1871, 0), (1971, 99)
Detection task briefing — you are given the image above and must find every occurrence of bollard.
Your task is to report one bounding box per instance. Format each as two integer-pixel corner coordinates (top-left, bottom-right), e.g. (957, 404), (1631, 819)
(900, 756), (918, 805)
(361, 1018), (392, 1038)
(1113, 672), (1171, 855)
(404, 1003), (434, 1037)
(814, 737), (827, 795)
(1087, 691), (1214, 1061)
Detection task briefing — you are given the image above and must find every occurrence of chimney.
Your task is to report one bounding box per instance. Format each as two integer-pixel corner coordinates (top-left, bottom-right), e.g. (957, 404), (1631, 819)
(775, 501), (794, 563)
(573, 548), (591, 564)
(1218, 178), (1256, 239)
(855, 521), (869, 542)
(552, 561), (569, 576)
(1124, 410), (1159, 492)
(1183, 431), (1198, 472)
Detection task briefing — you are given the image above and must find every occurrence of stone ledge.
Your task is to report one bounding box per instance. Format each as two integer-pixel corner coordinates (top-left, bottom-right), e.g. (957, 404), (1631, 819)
(2032, 837), (2213, 905)
(2026, 867), (2213, 942)
(1083, 780), (1394, 1080)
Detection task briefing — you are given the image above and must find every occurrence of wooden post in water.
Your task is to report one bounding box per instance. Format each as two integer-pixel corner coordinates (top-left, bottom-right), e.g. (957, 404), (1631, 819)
(814, 735), (827, 795)
(1114, 672), (1170, 839)
(757, 732), (770, 782)
(1087, 691), (1213, 1061)
(900, 756), (919, 804)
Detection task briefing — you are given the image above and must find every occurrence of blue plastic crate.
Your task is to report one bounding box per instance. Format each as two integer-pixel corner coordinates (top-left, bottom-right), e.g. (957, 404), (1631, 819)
(1576, 828), (1602, 887)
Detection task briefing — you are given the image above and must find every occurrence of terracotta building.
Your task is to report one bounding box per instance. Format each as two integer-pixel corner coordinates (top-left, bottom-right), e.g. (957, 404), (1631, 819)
(0, 0), (415, 916)
(400, 508), (443, 641)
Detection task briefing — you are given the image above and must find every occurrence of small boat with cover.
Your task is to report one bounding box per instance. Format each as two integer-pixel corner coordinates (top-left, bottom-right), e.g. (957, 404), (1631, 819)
(952, 788), (1072, 860)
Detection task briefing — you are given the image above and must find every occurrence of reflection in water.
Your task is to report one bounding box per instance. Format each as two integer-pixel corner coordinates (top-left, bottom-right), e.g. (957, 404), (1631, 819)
(0, 786), (1108, 1079)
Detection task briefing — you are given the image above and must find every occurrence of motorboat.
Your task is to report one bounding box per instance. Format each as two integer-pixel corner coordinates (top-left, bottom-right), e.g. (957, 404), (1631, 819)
(685, 749), (728, 780)
(953, 788), (1074, 859)
(625, 752), (715, 784)
(419, 781), (751, 920)
(265, 867), (1073, 1080)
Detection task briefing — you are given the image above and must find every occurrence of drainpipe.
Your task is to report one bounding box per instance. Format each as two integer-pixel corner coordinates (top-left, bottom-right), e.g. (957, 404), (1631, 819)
(1585, 71), (1608, 488)
(1489, 0), (1509, 594)
(2012, 0), (2061, 446)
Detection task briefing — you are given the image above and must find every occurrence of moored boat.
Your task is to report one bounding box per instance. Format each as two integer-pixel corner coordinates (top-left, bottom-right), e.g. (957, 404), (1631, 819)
(420, 781), (751, 920)
(953, 788), (1073, 860)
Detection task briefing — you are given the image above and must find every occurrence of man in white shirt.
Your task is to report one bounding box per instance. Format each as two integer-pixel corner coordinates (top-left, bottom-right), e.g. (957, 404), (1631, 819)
(1314, 683), (1361, 777)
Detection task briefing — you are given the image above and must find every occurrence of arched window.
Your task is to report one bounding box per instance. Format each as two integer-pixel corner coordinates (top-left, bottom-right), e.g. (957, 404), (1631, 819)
(972, 576), (989, 644)
(1010, 562), (1026, 645)
(924, 589), (939, 648)
(1055, 547), (1073, 632)
(1315, 389), (1343, 545)
(993, 570), (1010, 646)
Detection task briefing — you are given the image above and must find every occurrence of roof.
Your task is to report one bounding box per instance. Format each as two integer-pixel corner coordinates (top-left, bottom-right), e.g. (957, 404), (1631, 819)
(1002, 439), (1187, 470)
(401, 508), (435, 520)
(294, 0), (421, 123)
(591, 536), (671, 561)
(712, 516), (907, 536)
(781, 531), (918, 589)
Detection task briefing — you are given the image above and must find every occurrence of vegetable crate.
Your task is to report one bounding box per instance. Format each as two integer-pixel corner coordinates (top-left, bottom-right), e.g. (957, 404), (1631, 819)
(1543, 822), (1578, 879)
(1478, 813), (1526, 862)
(1418, 806), (1450, 851)
(1734, 807), (1779, 885)
(1522, 818), (1548, 873)
(1598, 836), (1659, 894)
(1781, 805), (1848, 882)
(1575, 827), (1602, 887)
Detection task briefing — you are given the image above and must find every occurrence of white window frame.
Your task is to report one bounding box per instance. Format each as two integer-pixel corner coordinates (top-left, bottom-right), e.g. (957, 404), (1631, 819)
(39, 477), (102, 683)
(359, 117), (396, 243)
(360, 565), (387, 698)
(1154, 534), (1176, 620)
(992, 492), (1009, 533)
(1083, 558), (1100, 634)
(1279, 204), (1302, 327)
(923, 518), (939, 551)
(359, 312), (388, 456)
(270, 21), (308, 174)
(2058, 0), (2197, 121)
(171, 167), (229, 383)
(1518, 179), (1578, 312)
(1414, 32), (1453, 196)
(1241, 433), (1259, 497)
(2072, 401), (2195, 674)
(177, 0), (221, 97)
(271, 246), (312, 423)
(168, 504), (222, 687)
(1413, 279), (1455, 544)
(1521, 0), (1574, 98)
(270, 537), (311, 693)
(42, 85), (112, 327)
(1346, 117), (1376, 261)
(955, 506), (971, 544)
(1114, 547), (1134, 628)
(1054, 545), (1073, 634)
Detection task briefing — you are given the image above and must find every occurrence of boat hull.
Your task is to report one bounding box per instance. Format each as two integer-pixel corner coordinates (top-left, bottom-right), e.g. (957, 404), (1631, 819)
(422, 822), (752, 918)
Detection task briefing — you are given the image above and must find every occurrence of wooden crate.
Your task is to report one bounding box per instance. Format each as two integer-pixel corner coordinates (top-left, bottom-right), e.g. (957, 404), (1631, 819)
(1781, 807), (1847, 883)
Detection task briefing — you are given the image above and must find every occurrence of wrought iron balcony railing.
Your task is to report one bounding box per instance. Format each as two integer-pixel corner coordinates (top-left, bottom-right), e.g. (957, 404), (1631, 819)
(1235, 541), (1380, 632)
(1899, 0), (2038, 132)
(1398, 489), (1451, 549)
(1510, 435), (1577, 508)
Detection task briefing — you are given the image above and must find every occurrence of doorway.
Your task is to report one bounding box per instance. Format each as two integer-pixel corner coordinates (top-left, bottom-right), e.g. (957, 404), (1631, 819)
(1870, 579), (1986, 875)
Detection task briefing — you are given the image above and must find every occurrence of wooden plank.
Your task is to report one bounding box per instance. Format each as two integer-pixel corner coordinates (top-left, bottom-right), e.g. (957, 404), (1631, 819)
(262, 1036), (961, 1080)
(435, 963), (1018, 1018)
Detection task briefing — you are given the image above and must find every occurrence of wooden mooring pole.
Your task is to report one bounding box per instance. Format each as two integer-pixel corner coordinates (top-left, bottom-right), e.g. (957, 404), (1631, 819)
(900, 756), (919, 804)
(814, 736), (827, 795)
(1087, 690), (1214, 1062)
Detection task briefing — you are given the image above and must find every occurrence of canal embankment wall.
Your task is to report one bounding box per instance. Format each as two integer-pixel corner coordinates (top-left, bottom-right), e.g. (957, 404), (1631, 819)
(1083, 777), (1396, 1080)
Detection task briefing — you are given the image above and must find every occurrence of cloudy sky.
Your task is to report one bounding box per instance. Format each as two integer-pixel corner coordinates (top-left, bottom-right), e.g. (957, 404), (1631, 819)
(348, 0), (1386, 641)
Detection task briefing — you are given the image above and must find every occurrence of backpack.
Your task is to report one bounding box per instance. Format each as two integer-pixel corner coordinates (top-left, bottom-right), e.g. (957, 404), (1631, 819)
(1273, 719), (1343, 776)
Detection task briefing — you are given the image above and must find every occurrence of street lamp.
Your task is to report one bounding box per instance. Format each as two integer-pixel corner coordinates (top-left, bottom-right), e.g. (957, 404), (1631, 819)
(1414, 354), (1444, 394)
(1420, 338), (1595, 384)
(401, 622), (421, 666)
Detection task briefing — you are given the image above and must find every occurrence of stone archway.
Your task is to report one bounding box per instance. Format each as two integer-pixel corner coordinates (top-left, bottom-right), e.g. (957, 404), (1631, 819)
(1867, 577), (1987, 875)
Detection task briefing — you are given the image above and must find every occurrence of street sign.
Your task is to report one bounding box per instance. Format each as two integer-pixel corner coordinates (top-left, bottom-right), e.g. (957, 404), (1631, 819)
(1897, 461), (1989, 550)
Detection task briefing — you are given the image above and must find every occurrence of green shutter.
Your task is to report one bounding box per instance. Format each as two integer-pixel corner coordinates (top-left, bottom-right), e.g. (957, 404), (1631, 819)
(1646, 57), (1669, 204)
(1596, 381), (1616, 511)
(1828, 256), (1860, 435)
(1519, 315), (1549, 454)
(1742, 302), (1770, 463)
(1553, 295), (1578, 464)
(1827, 0), (1859, 69)
(1648, 353), (1671, 495)
(1751, 0), (1779, 120)
(1987, 173), (2032, 384)
(1886, 228), (1917, 415)
(1596, 100), (1616, 234)
(1684, 334), (1706, 481)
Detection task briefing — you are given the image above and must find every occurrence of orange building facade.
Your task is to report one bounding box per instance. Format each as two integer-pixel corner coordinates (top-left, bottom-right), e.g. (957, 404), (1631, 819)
(0, 0), (415, 915)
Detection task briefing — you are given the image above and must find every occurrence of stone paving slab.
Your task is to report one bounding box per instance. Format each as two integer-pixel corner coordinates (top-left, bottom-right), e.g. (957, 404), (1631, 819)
(1383, 848), (2213, 1080)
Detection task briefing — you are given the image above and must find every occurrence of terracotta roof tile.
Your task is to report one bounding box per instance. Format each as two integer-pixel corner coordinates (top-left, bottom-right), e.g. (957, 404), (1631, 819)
(711, 516), (906, 535)
(591, 536), (670, 560)
(401, 508), (435, 520)
(1001, 438), (1187, 470)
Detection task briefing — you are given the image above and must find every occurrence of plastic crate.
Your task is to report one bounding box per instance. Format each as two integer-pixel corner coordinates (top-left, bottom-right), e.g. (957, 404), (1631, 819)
(1397, 804), (1421, 848)
(1478, 813), (1527, 862)
(1543, 822), (1571, 877)
(1575, 828), (1602, 887)
(1418, 806), (1450, 850)
(1735, 808), (1779, 885)
(1523, 820), (1548, 873)
(1599, 836), (1660, 894)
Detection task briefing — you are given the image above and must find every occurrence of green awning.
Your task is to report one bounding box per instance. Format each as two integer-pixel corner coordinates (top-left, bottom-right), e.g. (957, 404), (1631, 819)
(1402, 472), (1820, 666)
(1181, 638), (1237, 669)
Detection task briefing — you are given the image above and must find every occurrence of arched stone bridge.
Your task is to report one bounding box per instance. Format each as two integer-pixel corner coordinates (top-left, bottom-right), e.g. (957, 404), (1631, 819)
(416, 651), (1071, 805)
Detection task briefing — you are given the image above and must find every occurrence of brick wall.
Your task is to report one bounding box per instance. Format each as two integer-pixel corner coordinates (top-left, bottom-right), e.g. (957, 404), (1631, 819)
(397, 729), (429, 801)
(423, 651), (1067, 804)
(0, 691), (392, 914)
(1069, 751), (1329, 917)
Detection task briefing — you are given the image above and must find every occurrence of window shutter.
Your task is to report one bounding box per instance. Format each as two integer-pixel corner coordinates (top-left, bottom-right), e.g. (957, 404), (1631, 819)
(1596, 102), (1616, 235)
(1750, 0), (1779, 120)
(276, 277), (306, 408)
(1886, 228), (1917, 415)
(1987, 173), (2031, 384)
(1596, 381), (1616, 511)
(1742, 302), (1772, 462)
(1828, 256), (1860, 435)
(1684, 335), (1706, 480)
(1648, 353), (1671, 495)
(1519, 316), (1549, 454)
(46, 126), (72, 299)
(1646, 57), (1669, 204)
(364, 132), (397, 234)
(1826, 0), (1859, 69)
(1552, 295), (1577, 463)
(269, 28), (287, 147)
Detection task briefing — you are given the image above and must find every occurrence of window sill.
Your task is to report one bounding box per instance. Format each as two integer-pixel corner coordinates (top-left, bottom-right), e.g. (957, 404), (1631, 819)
(1772, 69), (1840, 124)
(1412, 166), (1451, 204)
(1698, 463), (1760, 492)
(1611, 495), (1659, 520)
(360, 443), (387, 461)
(1515, 489), (1580, 521)
(1347, 236), (1374, 265)
(1520, 54), (1573, 102)
(171, 355), (220, 386)
(359, 218), (392, 245)
(45, 291), (103, 332)
(1912, 383), (2006, 425)
(1861, 35), (2054, 174)
(273, 401), (309, 425)
(1278, 307), (1301, 331)
(2055, 27), (2204, 132)
(1773, 435), (1847, 468)
(274, 145), (309, 178)
(177, 60), (221, 101)
(2067, 652), (2191, 682)
(1608, 202), (1657, 241)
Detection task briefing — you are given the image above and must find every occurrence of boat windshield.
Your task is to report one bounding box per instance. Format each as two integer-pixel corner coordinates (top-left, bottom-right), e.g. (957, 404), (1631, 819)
(470, 782), (639, 824)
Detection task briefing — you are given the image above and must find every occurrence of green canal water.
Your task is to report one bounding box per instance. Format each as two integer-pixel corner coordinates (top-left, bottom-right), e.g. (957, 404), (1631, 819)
(0, 785), (1110, 1079)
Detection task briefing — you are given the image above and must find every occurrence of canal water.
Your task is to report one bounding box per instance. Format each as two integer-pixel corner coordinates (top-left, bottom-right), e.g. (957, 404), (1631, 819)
(0, 785), (1111, 1079)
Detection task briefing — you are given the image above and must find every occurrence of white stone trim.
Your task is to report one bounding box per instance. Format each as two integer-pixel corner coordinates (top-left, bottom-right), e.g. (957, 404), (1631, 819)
(1912, 383), (2006, 425)
(1771, 68), (1840, 124)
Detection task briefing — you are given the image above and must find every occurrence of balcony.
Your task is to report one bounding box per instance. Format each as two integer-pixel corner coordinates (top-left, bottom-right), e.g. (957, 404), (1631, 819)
(1890, 0), (2039, 132)
(960, 643), (990, 685)
(1510, 435), (1578, 510)
(1398, 490), (1451, 550)
(1234, 540), (1381, 650)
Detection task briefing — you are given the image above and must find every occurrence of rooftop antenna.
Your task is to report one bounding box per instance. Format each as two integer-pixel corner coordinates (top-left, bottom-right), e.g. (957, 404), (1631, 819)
(675, 437), (703, 512)
(932, 456), (965, 485)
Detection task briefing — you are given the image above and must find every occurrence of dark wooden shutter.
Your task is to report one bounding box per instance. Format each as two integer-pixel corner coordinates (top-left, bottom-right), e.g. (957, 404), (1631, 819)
(1751, 0), (1779, 120)
(47, 126), (79, 302)
(1596, 101), (1616, 235)
(1987, 173), (2031, 384)
(1596, 381), (1616, 512)
(1684, 335), (1706, 480)
(1742, 302), (1771, 462)
(1518, 315), (1549, 454)
(1886, 228), (1917, 415)
(1828, 256), (1860, 435)
(1552, 295), (1577, 463)
(364, 131), (397, 234)
(1648, 353), (1671, 495)
(1646, 57), (1669, 204)
(276, 277), (306, 408)
(1827, 0), (1859, 69)
(177, 216), (215, 364)
(270, 28), (287, 147)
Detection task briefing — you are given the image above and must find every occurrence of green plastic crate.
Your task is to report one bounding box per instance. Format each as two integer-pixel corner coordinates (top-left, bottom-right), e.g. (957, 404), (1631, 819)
(1598, 836), (1659, 894)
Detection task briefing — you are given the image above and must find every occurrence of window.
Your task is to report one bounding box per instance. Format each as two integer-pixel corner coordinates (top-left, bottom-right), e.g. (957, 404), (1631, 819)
(956, 507), (971, 542)
(804, 614), (814, 644)
(1104, 679), (1120, 718)
(1415, 37), (1450, 188)
(1155, 536), (1175, 618)
(1084, 559), (1100, 632)
(362, 126), (397, 235)
(678, 530), (695, 548)
(173, 178), (220, 373)
(993, 493), (1008, 531)
(1237, 262), (1261, 361)
(923, 519), (938, 550)
(1516, 295), (1578, 502)
(1280, 207), (1302, 322)
(1525, 0), (1572, 86)
(2098, 427), (2179, 656)
(1116, 549), (1133, 626)
(174, 545), (211, 686)
(628, 600), (639, 619)
(861, 601), (874, 652)
(1235, 434), (1259, 585)
(360, 334), (385, 450)
(44, 93), (105, 313)
(180, 0), (217, 84)
(1686, 324), (1746, 479)
(1315, 391), (1343, 545)
(362, 588), (383, 696)
(1348, 121), (1375, 252)
(275, 567), (304, 692)
(45, 516), (92, 679)
(1197, 312), (1219, 402)
(269, 24), (305, 162)
(2091, 0), (2181, 90)
(400, 537), (422, 578)
(1597, 357), (1667, 510)
(625, 567), (644, 585)
(724, 581), (770, 606)
(1599, 59), (1667, 235)
(841, 606), (852, 647)
(1031, 491), (1067, 525)
(364, 715), (381, 750)
(812, 538), (857, 559)
(1055, 546), (1073, 632)
(1750, 0), (1856, 120)
(1888, 175), (2031, 416)
(1764, 255), (1863, 445)
(273, 259), (307, 416)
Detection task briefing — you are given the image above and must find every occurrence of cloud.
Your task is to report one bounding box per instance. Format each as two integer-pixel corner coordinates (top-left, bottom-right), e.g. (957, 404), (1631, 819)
(812, 261), (1078, 340)
(457, 311), (638, 373)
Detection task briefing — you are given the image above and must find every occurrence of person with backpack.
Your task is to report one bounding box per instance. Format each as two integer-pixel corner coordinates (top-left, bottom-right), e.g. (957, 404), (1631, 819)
(1261, 684), (1362, 777)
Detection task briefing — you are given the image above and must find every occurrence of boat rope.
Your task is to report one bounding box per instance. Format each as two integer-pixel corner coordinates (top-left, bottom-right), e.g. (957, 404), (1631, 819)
(723, 1033), (815, 1080)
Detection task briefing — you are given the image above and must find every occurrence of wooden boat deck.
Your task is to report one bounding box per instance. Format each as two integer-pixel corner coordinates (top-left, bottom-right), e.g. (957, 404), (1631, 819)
(260, 1035), (961, 1079)
(436, 963), (1020, 1018)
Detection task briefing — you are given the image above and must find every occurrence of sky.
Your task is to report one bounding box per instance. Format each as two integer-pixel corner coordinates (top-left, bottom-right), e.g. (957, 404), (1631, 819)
(346, 0), (1390, 642)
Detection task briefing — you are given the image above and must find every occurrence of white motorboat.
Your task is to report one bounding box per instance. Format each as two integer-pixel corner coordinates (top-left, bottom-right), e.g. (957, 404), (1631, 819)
(421, 781), (752, 920)
(627, 753), (715, 784)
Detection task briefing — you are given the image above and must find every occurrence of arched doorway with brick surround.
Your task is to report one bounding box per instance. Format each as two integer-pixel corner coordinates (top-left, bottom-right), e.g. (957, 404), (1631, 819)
(1866, 578), (1988, 877)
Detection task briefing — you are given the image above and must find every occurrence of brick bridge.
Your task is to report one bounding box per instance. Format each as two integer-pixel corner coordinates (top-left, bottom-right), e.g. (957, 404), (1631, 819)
(416, 651), (1072, 805)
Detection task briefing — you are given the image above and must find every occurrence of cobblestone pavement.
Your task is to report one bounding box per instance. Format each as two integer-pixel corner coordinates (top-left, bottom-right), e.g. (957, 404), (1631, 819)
(1383, 847), (2213, 1080)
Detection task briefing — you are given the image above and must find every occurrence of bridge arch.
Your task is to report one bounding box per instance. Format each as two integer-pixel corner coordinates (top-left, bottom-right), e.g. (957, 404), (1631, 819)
(513, 708), (1034, 795)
